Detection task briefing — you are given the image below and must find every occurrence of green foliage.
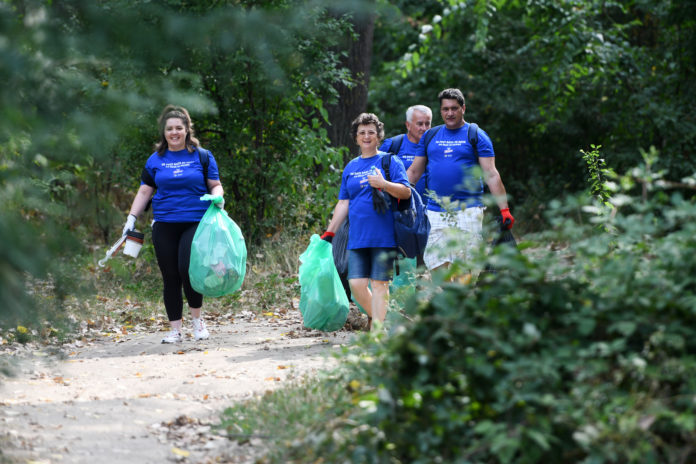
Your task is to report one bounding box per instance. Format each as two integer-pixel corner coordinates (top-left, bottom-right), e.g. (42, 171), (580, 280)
(185, 3), (357, 242)
(252, 273), (298, 310)
(0, 0), (363, 328)
(369, 0), (696, 227)
(252, 158), (696, 463)
(218, 372), (355, 460)
(581, 144), (613, 206)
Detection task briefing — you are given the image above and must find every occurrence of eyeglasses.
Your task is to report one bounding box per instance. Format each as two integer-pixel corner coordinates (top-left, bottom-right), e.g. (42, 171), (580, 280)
(357, 130), (377, 136)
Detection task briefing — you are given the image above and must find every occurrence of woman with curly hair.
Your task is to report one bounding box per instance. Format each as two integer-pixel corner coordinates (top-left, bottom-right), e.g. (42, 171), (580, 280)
(322, 113), (411, 329)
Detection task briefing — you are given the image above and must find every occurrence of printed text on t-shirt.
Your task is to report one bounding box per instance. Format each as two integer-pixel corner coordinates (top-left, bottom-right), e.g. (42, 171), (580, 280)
(350, 170), (373, 188)
(436, 140), (467, 158)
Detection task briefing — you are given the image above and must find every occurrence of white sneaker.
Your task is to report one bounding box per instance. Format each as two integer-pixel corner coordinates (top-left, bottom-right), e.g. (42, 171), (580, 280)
(161, 329), (182, 344)
(192, 318), (209, 341)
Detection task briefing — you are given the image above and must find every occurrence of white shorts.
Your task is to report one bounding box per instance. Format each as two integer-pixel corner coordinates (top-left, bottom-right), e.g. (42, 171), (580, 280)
(424, 207), (485, 270)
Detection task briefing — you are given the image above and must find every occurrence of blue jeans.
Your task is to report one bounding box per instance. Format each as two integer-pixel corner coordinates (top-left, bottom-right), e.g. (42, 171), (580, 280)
(347, 247), (396, 281)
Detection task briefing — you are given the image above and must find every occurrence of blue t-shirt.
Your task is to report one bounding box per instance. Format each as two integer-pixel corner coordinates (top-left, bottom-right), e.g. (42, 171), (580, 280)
(338, 153), (409, 249)
(379, 136), (427, 197)
(143, 148), (220, 223)
(415, 123), (494, 211)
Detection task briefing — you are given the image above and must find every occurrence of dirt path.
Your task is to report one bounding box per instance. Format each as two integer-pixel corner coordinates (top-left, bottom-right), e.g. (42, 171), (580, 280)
(0, 309), (354, 463)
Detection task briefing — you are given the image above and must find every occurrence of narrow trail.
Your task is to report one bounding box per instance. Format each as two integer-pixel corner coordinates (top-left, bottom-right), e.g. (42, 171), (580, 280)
(1, 309), (354, 463)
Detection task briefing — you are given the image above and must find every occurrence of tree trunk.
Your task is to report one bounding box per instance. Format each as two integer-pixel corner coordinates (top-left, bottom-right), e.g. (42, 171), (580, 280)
(326, 9), (375, 162)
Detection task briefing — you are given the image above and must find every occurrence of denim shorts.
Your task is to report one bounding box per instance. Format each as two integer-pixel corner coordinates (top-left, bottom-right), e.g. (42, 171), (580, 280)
(347, 247), (396, 282)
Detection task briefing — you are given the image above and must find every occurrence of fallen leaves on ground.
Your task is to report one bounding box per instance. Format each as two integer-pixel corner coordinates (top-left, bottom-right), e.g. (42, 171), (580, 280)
(171, 447), (190, 457)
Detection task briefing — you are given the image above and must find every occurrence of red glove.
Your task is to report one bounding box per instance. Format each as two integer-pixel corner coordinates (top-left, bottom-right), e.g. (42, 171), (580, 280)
(320, 231), (335, 243)
(500, 208), (515, 230)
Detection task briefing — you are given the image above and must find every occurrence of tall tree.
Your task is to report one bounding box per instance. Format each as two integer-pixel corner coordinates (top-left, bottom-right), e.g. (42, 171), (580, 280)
(325, 3), (376, 160)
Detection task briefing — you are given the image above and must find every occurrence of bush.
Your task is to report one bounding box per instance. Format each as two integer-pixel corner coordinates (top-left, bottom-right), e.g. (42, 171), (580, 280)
(278, 160), (696, 463)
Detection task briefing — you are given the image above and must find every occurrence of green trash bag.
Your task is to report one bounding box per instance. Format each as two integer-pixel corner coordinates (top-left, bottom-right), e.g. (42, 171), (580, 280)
(389, 256), (417, 308)
(189, 195), (247, 297)
(390, 256), (417, 292)
(298, 234), (349, 331)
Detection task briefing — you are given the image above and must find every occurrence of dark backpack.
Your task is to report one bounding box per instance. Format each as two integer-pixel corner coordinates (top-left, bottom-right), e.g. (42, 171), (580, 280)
(381, 154), (431, 259)
(385, 134), (405, 155)
(141, 147), (211, 211)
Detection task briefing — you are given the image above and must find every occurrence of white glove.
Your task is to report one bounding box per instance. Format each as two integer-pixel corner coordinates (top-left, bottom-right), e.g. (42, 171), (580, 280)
(122, 214), (136, 236)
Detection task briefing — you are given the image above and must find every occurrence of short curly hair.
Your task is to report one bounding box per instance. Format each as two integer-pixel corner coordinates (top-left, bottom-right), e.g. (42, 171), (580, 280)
(350, 113), (385, 143)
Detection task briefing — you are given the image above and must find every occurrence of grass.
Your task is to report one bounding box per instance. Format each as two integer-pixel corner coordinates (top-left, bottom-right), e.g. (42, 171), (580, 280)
(218, 368), (358, 463)
(0, 230), (315, 346)
(215, 326), (395, 464)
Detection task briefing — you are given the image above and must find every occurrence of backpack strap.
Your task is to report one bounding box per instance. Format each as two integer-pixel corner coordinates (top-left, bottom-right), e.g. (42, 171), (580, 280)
(422, 124), (444, 158)
(467, 122), (479, 159)
(467, 121), (488, 195)
(386, 134), (405, 155)
(382, 153), (412, 212)
(381, 153), (392, 182)
(197, 147), (210, 191)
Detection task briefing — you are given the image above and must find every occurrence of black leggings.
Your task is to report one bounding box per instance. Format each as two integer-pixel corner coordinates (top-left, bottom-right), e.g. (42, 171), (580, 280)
(151, 221), (203, 321)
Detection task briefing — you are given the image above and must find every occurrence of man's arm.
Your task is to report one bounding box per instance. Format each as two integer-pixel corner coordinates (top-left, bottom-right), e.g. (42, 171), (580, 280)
(479, 157), (509, 210)
(407, 156), (426, 186)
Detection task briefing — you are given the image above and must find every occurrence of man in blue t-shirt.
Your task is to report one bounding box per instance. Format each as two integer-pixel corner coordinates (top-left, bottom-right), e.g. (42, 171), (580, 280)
(407, 88), (515, 274)
(379, 104), (432, 268)
(379, 104), (433, 198)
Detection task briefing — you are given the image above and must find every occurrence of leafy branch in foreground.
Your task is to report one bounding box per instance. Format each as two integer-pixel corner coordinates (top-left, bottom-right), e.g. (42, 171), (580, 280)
(581, 144), (612, 206)
(225, 157), (696, 463)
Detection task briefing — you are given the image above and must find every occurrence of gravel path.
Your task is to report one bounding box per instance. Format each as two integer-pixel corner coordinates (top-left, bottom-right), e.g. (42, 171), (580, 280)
(1, 309), (354, 463)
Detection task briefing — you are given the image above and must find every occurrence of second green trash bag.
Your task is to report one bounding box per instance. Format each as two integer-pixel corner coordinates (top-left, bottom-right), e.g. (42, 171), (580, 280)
(189, 195), (247, 297)
(298, 234), (349, 331)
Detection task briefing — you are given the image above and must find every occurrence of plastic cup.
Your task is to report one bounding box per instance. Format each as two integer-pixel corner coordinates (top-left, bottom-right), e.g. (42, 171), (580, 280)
(123, 230), (145, 258)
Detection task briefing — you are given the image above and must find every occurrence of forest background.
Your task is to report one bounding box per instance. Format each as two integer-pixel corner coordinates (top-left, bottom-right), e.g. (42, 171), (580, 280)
(2, 0), (693, 326)
(2, 1), (696, 462)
